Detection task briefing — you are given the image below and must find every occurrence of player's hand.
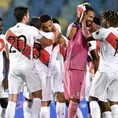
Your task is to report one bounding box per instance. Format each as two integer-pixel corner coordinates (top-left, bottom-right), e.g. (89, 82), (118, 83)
(61, 42), (67, 48)
(76, 4), (86, 23)
(91, 22), (101, 32)
(54, 30), (61, 40)
(2, 77), (8, 90)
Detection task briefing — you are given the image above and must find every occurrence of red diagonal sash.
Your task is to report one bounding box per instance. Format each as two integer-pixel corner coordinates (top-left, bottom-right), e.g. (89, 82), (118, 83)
(106, 32), (118, 50)
(33, 44), (50, 65)
(6, 30), (31, 59)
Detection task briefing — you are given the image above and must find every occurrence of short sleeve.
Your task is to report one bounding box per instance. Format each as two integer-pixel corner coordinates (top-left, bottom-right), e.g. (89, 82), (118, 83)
(88, 41), (96, 52)
(31, 26), (43, 40)
(92, 28), (107, 41)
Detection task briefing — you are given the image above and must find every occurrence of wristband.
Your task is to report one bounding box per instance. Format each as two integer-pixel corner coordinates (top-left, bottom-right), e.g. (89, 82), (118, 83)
(72, 18), (80, 28)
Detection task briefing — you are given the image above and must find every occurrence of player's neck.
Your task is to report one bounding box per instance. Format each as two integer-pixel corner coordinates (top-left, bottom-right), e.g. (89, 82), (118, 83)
(20, 19), (27, 25)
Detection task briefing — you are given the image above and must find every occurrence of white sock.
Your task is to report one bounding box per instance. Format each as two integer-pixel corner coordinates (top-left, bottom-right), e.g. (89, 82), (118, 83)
(76, 107), (83, 118)
(6, 101), (16, 118)
(31, 98), (41, 118)
(56, 102), (66, 118)
(90, 101), (101, 118)
(102, 111), (112, 118)
(40, 106), (50, 118)
(111, 104), (118, 118)
(23, 101), (32, 118)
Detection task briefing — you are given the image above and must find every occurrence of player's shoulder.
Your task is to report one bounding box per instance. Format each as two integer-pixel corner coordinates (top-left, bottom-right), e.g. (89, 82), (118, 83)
(94, 28), (107, 36)
(9, 23), (38, 32)
(53, 23), (61, 32)
(109, 27), (118, 32)
(105, 27), (118, 37)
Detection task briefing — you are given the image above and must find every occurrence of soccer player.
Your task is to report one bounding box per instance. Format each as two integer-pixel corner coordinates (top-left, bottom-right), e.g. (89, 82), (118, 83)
(64, 3), (95, 118)
(39, 14), (66, 118)
(0, 17), (9, 118)
(84, 16), (100, 118)
(23, 15), (65, 118)
(82, 10), (118, 118)
(5, 6), (60, 118)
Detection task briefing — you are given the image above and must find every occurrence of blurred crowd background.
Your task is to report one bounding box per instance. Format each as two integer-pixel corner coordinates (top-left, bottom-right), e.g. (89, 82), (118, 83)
(0, 0), (118, 34)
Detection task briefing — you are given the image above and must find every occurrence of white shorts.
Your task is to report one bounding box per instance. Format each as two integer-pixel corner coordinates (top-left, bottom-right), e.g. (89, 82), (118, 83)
(52, 60), (64, 93)
(89, 71), (118, 102)
(0, 75), (8, 98)
(8, 67), (42, 94)
(85, 71), (92, 101)
(23, 83), (33, 100)
(23, 64), (54, 101)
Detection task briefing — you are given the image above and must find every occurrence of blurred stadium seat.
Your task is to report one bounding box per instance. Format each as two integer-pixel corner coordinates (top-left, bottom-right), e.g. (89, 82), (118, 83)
(1, 0), (70, 34)
(13, 0), (29, 6)
(1, 0), (118, 34)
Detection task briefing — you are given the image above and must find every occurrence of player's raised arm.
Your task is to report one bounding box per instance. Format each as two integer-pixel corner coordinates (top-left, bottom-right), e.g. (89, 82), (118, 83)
(37, 30), (61, 46)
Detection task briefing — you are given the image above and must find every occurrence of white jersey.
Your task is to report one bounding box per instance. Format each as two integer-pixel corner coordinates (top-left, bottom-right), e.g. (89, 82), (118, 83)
(40, 31), (53, 55)
(5, 23), (42, 70)
(92, 27), (118, 76)
(34, 23), (61, 67)
(34, 31), (54, 66)
(0, 34), (6, 78)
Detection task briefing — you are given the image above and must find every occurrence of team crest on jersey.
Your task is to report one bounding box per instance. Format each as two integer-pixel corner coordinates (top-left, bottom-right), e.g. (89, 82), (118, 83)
(0, 38), (5, 51)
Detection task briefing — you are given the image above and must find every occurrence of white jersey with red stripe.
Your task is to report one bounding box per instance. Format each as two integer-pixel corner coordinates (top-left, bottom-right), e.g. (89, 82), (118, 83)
(92, 27), (118, 76)
(34, 31), (53, 65)
(0, 34), (6, 78)
(5, 23), (42, 70)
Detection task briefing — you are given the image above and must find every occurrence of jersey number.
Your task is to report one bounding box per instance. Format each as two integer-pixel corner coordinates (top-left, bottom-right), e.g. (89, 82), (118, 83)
(8, 35), (27, 53)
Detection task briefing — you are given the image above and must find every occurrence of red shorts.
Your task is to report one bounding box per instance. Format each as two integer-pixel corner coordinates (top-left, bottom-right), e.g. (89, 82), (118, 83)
(64, 69), (85, 100)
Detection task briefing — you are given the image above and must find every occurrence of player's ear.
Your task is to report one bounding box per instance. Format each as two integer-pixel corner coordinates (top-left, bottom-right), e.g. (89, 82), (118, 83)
(23, 15), (27, 21)
(83, 11), (87, 16)
(82, 12), (87, 21)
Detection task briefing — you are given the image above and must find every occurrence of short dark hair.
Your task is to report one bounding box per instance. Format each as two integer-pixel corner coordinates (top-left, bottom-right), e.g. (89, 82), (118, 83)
(0, 17), (3, 22)
(29, 17), (41, 29)
(14, 6), (28, 22)
(40, 14), (51, 23)
(52, 18), (60, 25)
(84, 4), (94, 13)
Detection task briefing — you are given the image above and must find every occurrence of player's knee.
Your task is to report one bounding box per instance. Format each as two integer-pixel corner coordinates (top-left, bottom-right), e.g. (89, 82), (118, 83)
(32, 89), (42, 99)
(0, 98), (8, 108)
(41, 101), (51, 107)
(9, 94), (19, 103)
(98, 101), (110, 112)
(70, 98), (80, 104)
(89, 96), (98, 102)
(56, 92), (65, 103)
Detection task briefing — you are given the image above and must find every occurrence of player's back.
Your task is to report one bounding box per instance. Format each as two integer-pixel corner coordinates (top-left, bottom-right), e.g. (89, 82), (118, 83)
(5, 23), (41, 70)
(99, 27), (118, 71)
